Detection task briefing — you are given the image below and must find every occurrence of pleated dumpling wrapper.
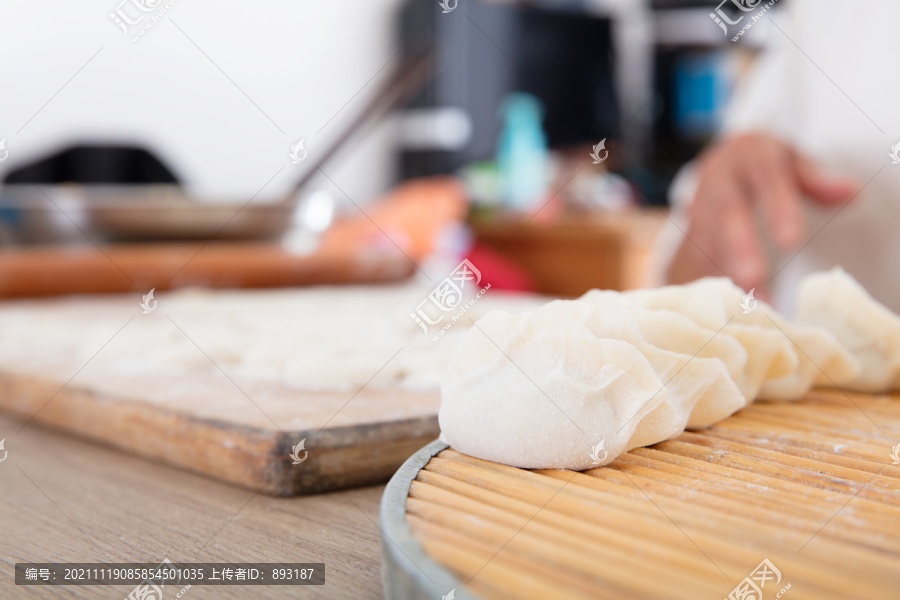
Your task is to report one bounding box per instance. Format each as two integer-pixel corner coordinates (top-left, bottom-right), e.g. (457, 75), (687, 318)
(625, 279), (799, 402)
(794, 268), (900, 392)
(439, 309), (667, 470)
(557, 293), (746, 429)
(682, 278), (860, 401)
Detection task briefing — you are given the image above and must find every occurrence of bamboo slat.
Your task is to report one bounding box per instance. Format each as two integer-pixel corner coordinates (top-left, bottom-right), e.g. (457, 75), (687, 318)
(402, 390), (900, 599)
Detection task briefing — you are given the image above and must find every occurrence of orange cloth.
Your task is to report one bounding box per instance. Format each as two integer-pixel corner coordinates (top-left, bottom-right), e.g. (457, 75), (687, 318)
(320, 177), (467, 260)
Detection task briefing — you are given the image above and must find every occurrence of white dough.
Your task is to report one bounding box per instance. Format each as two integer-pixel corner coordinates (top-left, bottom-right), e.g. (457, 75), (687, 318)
(0, 284), (549, 392)
(580, 290), (749, 425)
(439, 295), (749, 470)
(625, 279), (800, 401)
(680, 278), (859, 401)
(440, 272), (897, 471)
(547, 294), (746, 429)
(439, 309), (667, 470)
(794, 268), (900, 392)
(756, 323), (860, 401)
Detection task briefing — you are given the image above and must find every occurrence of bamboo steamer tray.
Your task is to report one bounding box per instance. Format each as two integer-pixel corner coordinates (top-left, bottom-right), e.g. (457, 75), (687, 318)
(380, 390), (900, 599)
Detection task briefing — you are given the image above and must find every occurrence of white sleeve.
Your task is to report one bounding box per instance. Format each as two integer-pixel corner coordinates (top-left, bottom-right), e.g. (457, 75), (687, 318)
(721, 1), (805, 139)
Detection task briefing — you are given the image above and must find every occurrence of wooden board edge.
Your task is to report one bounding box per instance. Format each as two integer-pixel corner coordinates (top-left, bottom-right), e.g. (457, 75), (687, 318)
(277, 419), (441, 497)
(0, 369), (441, 496)
(0, 368), (287, 492)
(380, 440), (482, 600)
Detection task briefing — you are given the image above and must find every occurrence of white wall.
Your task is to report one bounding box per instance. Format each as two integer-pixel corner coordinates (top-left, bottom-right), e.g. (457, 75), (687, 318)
(0, 0), (404, 203)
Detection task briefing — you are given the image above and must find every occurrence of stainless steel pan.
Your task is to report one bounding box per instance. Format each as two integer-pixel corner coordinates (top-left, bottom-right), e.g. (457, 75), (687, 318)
(0, 47), (433, 243)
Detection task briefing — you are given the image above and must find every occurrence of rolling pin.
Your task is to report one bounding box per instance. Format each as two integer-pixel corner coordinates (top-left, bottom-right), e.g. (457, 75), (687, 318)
(0, 242), (413, 298)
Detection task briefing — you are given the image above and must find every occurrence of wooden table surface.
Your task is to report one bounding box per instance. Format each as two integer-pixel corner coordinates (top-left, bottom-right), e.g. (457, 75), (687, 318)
(0, 413), (386, 599)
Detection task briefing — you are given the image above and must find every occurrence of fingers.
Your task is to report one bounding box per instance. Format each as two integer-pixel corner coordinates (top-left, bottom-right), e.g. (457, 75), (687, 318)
(794, 153), (858, 205)
(666, 205), (719, 285)
(665, 179), (725, 286)
(666, 133), (852, 292)
(711, 181), (768, 292)
(742, 137), (805, 249)
(672, 172), (767, 293)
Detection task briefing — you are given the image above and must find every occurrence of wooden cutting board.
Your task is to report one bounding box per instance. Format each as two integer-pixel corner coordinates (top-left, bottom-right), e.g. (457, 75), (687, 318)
(0, 358), (441, 497)
(381, 390), (900, 600)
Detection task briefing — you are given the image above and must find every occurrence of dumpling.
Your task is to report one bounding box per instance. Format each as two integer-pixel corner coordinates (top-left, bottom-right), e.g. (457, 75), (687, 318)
(680, 278), (859, 400)
(529, 299), (688, 447)
(755, 322), (860, 400)
(439, 309), (667, 470)
(439, 270), (890, 473)
(625, 279), (799, 401)
(623, 305), (749, 389)
(566, 292), (747, 428)
(793, 268), (900, 392)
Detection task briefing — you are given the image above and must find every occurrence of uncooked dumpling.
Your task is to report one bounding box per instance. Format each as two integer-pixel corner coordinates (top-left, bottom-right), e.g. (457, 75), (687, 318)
(625, 279), (799, 401)
(794, 268), (900, 392)
(756, 323), (860, 401)
(439, 309), (667, 470)
(439, 271), (893, 472)
(529, 299), (686, 446)
(560, 292), (746, 429)
(525, 302), (694, 450)
(620, 303), (749, 390)
(680, 278), (860, 401)
(439, 295), (750, 471)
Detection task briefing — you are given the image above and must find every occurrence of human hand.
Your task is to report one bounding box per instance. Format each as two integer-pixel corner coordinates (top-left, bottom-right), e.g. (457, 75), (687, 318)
(666, 133), (857, 297)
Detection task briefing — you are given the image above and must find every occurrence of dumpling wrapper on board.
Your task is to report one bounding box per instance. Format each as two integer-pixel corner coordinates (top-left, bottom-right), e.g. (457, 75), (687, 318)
(682, 278), (860, 400)
(439, 309), (667, 470)
(794, 268), (900, 392)
(559, 293), (747, 429)
(625, 280), (799, 401)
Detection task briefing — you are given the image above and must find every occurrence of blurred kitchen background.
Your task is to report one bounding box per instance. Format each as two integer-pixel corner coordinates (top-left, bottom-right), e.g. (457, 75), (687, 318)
(0, 0), (776, 298)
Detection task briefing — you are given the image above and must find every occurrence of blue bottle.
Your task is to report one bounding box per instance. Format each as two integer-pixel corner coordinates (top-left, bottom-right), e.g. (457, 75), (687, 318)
(496, 93), (549, 210)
